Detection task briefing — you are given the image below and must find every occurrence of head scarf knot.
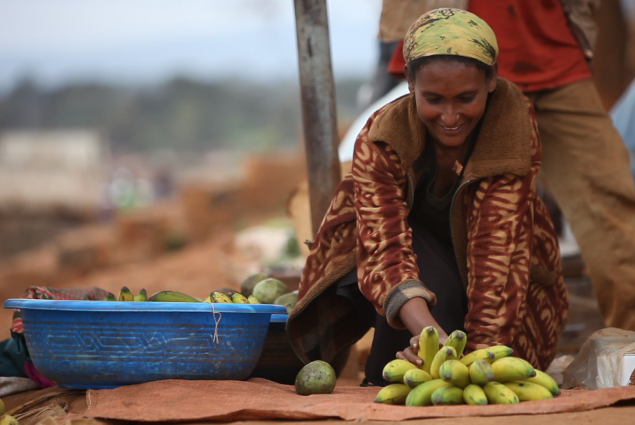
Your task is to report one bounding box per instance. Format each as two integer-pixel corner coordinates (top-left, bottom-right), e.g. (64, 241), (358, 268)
(403, 8), (499, 66)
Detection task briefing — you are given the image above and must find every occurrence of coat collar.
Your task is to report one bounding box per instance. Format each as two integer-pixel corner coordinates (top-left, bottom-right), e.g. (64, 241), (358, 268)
(367, 77), (532, 182)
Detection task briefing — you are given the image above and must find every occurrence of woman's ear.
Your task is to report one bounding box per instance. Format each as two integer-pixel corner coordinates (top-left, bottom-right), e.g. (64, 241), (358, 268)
(488, 62), (499, 93)
(404, 64), (415, 93)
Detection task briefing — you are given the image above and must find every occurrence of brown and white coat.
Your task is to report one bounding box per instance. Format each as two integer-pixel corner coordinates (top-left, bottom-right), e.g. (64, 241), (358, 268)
(287, 78), (569, 371)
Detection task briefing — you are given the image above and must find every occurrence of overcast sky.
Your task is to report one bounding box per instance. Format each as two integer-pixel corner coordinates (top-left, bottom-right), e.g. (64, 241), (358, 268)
(0, 0), (383, 92)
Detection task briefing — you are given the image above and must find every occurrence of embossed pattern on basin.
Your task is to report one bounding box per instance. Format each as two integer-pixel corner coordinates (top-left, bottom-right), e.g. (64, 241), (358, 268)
(4, 299), (286, 389)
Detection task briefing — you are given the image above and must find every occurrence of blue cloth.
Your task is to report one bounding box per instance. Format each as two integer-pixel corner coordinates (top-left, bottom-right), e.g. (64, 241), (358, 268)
(610, 78), (635, 176)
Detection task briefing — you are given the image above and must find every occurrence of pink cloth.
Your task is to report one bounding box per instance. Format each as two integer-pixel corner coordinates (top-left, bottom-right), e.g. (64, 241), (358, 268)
(24, 361), (56, 388)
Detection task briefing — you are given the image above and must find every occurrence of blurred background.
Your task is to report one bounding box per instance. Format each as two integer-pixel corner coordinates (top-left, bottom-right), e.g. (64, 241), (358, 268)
(0, 0), (634, 367)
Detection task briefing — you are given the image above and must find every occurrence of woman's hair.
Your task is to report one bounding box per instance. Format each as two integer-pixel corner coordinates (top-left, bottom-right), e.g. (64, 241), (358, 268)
(407, 55), (494, 82)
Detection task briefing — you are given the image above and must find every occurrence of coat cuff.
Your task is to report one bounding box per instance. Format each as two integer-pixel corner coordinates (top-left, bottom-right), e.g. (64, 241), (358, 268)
(384, 280), (437, 329)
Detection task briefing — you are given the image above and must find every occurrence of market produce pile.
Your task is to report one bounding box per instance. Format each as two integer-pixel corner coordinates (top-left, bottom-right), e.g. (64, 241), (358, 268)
(375, 327), (560, 406)
(102, 273), (299, 313)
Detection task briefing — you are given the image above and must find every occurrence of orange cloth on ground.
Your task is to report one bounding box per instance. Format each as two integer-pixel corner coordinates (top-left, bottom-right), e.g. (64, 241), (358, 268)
(388, 0), (591, 92)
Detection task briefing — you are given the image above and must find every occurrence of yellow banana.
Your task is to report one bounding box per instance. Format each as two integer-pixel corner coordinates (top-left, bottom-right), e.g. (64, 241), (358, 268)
(405, 379), (451, 406)
(444, 330), (467, 357)
(403, 368), (433, 388)
(247, 295), (260, 304)
(503, 381), (553, 401)
(491, 357), (536, 382)
(211, 292), (233, 303)
(483, 381), (519, 404)
(231, 292), (249, 303)
(430, 346), (457, 379)
(521, 369), (560, 396)
(134, 288), (148, 301)
(0, 415), (19, 425)
(463, 384), (488, 405)
(469, 358), (495, 386)
(417, 326), (439, 374)
(382, 359), (418, 383)
(460, 345), (513, 366)
(431, 385), (464, 405)
(439, 359), (470, 388)
(117, 286), (134, 301)
(148, 290), (201, 302)
(374, 383), (411, 405)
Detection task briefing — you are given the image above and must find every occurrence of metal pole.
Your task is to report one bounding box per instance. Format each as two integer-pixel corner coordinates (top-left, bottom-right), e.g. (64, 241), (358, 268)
(293, 0), (341, 237)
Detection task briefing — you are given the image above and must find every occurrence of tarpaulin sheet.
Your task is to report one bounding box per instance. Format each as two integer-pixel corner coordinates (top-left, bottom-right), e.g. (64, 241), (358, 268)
(83, 378), (635, 422)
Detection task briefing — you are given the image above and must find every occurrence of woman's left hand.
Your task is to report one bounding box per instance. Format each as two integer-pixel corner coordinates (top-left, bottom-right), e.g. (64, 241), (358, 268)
(396, 335), (423, 366)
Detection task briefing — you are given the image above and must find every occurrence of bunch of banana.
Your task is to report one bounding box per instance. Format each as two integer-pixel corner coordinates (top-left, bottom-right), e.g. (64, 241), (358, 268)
(202, 291), (261, 304)
(375, 327), (561, 406)
(105, 287), (150, 301)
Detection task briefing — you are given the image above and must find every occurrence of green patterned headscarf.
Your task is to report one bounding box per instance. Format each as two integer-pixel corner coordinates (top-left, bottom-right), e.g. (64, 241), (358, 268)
(403, 8), (498, 66)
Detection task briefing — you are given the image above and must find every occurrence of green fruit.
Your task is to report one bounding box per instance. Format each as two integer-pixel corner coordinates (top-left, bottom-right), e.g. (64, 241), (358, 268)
(134, 288), (148, 301)
(0, 397), (5, 416)
(295, 360), (336, 396)
(240, 272), (270, 297)
(247, 295), (260, 304)
(0, 415), (18, 425)
(211, 292), (233, 303)
(117, 286), (134, 301)
(274, 290), (298, 313)
(252, 278), (290, 304)
(231, 292), (249, 303)
(148, 291), (201, 302)
(105, 292), (116, 301)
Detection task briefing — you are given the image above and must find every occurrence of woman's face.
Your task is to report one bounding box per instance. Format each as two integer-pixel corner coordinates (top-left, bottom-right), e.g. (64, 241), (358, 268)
(406, 60), (497, 149)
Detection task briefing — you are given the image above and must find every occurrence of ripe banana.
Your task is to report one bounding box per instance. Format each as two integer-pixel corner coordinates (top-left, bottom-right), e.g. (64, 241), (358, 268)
(460, 345), (513, 366)
(405, 379), (451, 406)
(117, 286), (134, 301)
(247, 294), (260, 304)
(503, 381), (553, 401)
(211, 292), (233, 303)
(148, 290), (201, 302)
(374, 383), (411, 405)
(483, 381), (519, 404)
(417, 326), (439, 374)
(105, 292), (116, 301)
(430, 346), (458, 379)
(469, 358), (495, 386)
(491, 357), (536, 382)
(134, 288), (148, 302)
(439, 359), (470, 388)
(463, 384), (488, 405)
(403, 368), (433, 388)
(444, 330), (467, 357)
(382, 359), (418, 383)
(521, 369), (561, 396)
(0, 415), (19, 425)
(431, 384), (464, 405)
(231, 292), (249, 303)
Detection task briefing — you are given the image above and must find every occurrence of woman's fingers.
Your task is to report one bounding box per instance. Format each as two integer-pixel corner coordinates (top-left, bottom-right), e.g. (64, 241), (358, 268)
(397, 346), (423, 366)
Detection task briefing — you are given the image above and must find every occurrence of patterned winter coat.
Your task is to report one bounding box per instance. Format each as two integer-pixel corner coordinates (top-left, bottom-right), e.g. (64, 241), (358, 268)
(287, 78), (569, 371)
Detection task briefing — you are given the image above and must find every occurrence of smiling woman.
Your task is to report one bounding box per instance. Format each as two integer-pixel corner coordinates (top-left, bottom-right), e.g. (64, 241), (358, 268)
(286, 8), (568, 386)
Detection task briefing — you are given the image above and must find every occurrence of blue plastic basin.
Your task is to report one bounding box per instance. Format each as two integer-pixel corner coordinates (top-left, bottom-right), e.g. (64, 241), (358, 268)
(4, 299), (286, 389)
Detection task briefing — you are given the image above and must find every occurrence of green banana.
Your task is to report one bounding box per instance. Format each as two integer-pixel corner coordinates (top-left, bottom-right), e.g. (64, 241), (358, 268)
(460, 345), (513, 366)
(382, 359), (418, 383)
(417, 326), (439, 373)
(430, 346), (458, 379)
(491, 357), (536, 382)
(439, 359), (470, 388)
(105, 292), (116, 301)
(211, 292), (233, 303)
(431, 385), (464, 405)
(405, 379), (451, 406)
(521, 369), (560, 396)
(0, 415), (19, 425)
(134, 288), (148, 301)
(504, 381), (553, 401)
(117, 286), (134, 301)
(403, 368), (433, 388)
(483, 381), (519, 404)
(148, 290), (201, 302)
(247, 295), (260, 304)
(231, 292), (249, 303)
(444, 330), (467, 357)
(374, 383), (411, 405)
(469, 358), (495, 386)
(463, 384), (488, 405)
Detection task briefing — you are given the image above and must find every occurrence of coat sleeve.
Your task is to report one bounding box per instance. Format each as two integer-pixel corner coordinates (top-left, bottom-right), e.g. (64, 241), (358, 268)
(352, 134), (436, 329)
(464, 104), (542, 351)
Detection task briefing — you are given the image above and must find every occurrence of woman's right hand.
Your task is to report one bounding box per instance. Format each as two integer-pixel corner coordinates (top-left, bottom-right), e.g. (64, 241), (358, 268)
(395, 332), (449, 367)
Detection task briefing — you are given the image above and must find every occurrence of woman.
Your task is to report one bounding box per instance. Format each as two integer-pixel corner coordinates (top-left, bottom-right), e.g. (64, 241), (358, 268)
(287, 8), (568, 386)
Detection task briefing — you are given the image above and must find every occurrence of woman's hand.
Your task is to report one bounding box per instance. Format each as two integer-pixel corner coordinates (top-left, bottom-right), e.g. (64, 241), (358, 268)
(396, 297), (449, 367)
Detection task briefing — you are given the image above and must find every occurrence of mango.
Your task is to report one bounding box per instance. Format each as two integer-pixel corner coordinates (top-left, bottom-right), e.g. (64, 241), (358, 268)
(295, 360), (336, 395)
(240, 273), (270, 297)
(274, 290), (298, 314)
(252, 278), (290, 304)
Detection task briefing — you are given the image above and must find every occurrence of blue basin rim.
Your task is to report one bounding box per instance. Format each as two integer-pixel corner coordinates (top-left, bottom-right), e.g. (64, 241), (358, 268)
(270, 314), (289, 323)
(4, 299), (287, 314)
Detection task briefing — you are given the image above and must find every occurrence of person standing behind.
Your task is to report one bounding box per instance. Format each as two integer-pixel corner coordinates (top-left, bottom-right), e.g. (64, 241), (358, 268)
(382, 0), (635, 331)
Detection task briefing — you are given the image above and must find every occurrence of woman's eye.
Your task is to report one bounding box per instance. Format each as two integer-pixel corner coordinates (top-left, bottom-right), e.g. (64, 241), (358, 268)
(459, 96), (475, 103)
(425, 97), (441, 104)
